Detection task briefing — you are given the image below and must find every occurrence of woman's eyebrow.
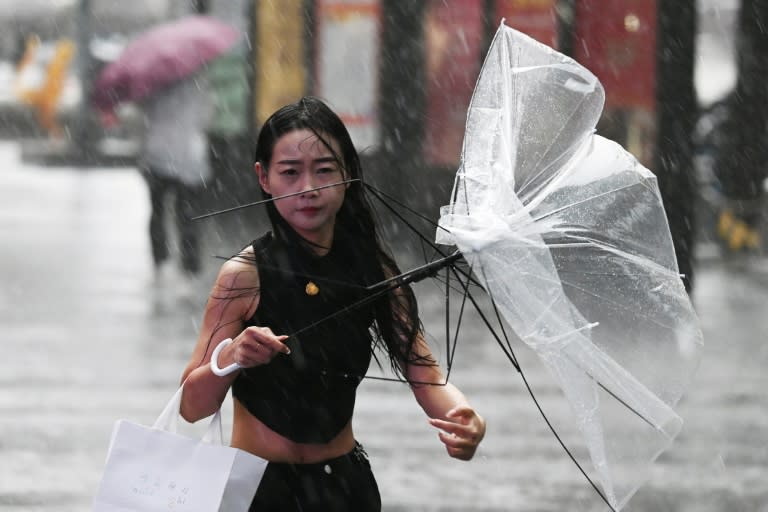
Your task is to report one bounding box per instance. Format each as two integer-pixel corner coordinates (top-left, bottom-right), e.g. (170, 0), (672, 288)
(275, 156), (337, 165)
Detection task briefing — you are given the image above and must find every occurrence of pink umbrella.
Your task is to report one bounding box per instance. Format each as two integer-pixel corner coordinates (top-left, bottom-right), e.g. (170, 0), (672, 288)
(91, 15), (241, 112)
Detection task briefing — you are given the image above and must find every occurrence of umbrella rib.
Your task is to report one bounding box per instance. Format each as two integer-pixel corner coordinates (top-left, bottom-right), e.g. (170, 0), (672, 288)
(546, 233), (683, 282)
(528, 179), (653, 224)
(443, 262), (472, 383)
(517, 364), (618, 512)
(559, 273), (680, 331)
(515, 267), (679, 333)
(191, 179), (362, 220)
(363, 183), (486, 291)
(476, 264), (520, 365)
(595, 382), (660, 431)
(362, 182), (450, 234)
(449, 265), (520, 372)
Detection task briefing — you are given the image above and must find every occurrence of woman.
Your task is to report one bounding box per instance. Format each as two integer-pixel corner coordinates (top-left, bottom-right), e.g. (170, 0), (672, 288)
(179, 97), (485, 511)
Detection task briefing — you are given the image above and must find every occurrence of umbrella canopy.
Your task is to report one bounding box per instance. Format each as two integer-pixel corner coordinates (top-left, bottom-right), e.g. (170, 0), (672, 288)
(91, 15), (241, 112)
(437, 22), (703, 510)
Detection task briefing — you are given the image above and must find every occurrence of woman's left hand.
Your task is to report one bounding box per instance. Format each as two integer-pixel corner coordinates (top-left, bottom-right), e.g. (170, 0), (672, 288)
(428, 406), (486, 461)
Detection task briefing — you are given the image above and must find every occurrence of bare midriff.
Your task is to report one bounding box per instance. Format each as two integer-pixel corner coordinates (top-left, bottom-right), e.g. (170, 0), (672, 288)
(230, 398), (356, 464)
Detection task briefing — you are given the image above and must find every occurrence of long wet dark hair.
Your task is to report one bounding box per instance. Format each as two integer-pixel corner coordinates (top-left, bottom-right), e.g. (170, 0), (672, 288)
(254, 96), (430, 378)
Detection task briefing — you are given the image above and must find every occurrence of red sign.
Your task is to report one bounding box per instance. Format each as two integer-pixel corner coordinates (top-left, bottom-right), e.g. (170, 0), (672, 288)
(496, 0), (558, 48)
(422, 0), (484, 167)
(573, 0), (657, 110)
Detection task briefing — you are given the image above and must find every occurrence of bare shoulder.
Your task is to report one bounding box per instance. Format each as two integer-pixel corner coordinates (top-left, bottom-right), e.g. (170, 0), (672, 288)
(212, 246), (260, 298)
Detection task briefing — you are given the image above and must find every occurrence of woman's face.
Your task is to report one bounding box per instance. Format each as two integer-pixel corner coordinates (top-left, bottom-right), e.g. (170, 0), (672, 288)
(256, 129), (347, 247)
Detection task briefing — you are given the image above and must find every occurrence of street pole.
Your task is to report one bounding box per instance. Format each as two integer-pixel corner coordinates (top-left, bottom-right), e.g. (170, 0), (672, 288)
(377, 1), (426, 207)
(654, 0), (698, 292)
(555, 0), (577, 57)
(191, 0), (210, 14)
(713, 0), (768, 242)
(73, 0), (96, 163)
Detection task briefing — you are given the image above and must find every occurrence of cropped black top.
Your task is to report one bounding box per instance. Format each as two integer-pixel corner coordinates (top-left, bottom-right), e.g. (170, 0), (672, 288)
(231, 231), (377, 443)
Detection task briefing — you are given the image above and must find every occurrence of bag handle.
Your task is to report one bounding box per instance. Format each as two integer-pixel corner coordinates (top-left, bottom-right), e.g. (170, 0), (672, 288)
(152, 384), (224, 445)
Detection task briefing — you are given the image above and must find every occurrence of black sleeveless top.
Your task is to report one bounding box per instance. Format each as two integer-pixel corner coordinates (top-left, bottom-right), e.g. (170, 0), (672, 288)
(231, 231), (377, 443)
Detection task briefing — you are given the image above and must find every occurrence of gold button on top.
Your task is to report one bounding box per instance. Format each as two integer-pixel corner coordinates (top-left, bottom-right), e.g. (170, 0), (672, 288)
(305, 281), (320, 296)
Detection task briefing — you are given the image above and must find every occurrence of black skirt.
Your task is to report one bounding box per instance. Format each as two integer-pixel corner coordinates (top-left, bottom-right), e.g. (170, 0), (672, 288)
(250, 442), (381, 512)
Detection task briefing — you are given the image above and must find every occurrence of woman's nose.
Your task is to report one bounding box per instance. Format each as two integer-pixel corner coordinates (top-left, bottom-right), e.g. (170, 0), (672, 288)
(299, 174), (319, 196)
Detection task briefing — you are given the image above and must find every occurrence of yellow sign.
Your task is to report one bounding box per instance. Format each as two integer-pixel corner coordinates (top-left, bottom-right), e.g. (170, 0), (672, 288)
(15, 37), (75, 136)
(255, 0), (307, 126)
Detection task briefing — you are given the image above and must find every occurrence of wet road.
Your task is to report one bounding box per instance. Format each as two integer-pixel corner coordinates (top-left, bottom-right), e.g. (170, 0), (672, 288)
(0, 141), (766, 511)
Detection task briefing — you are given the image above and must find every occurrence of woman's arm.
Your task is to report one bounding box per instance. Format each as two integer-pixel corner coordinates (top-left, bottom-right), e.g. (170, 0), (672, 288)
(407, 335), (486, 461)
(379, 258), (486, 460)
(179, 252), (290, 422)
(179, 255), (258, 421)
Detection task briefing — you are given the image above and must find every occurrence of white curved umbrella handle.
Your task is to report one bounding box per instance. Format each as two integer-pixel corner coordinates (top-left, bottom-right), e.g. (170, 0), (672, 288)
(211, 338), (240, 377)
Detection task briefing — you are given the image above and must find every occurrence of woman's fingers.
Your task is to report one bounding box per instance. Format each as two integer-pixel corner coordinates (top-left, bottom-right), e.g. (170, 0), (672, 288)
(428, 406), (486, 461)
(436, 432), (475, 460)
(434, 430), (477, 461)
(231, 327), (290, 367)
(429, 418), (474, 439)
(246, 326), (291, 354)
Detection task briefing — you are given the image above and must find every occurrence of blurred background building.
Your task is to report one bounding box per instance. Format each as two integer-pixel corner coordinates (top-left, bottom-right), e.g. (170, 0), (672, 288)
(0, 0), (716, 156)
(0, 0), (761, 284)
(0, 0), (732, 160)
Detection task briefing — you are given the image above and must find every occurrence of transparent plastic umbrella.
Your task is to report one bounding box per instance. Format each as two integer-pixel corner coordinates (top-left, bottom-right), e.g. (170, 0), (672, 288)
(436, 22), (703, 510)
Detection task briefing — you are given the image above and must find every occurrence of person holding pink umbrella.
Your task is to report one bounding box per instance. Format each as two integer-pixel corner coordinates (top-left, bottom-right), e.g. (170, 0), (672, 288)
(92, 15), (241, 295)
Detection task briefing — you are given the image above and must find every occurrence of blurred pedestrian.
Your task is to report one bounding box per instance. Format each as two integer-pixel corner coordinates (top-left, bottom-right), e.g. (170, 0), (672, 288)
(89, 15), (240, 297)
(713, 0), (768, 254)
(205, 44), (258, 205)
(177, 97), (486, 510)
(139, 72), (213, 294)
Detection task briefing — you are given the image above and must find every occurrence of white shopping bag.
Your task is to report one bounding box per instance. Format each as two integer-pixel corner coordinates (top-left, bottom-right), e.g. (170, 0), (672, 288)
(93, 386), (268, 511)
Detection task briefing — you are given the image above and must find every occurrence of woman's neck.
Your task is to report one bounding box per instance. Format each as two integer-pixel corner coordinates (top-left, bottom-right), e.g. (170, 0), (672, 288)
(310, 242), (331, 256)
(286, 227), (334, 257)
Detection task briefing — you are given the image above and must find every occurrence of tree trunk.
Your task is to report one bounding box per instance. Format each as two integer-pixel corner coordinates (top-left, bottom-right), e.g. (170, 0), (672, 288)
(654, 0), (698, 292)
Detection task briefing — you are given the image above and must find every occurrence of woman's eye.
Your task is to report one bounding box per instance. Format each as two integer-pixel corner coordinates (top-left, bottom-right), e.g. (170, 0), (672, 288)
(279, 168), (298, 176)
(317, 167), (338, 174)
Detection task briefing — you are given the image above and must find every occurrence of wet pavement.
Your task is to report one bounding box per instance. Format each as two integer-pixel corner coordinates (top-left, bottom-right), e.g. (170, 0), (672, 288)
(0, 140), (766, 511)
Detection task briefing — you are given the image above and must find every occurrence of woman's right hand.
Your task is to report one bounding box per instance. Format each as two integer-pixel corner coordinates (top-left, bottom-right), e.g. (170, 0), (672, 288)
(231, 326), (290, 368)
